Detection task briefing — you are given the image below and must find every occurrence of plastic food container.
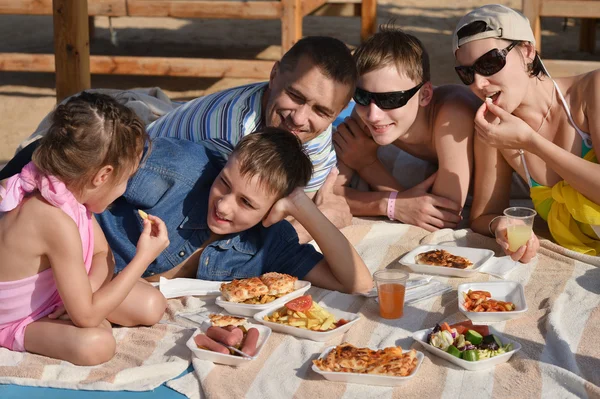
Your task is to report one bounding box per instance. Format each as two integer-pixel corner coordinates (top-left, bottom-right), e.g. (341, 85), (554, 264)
(253, 304), (360, 342)
(186, 322), (272, 367)
(311, 346), (424, 386)
(398, 245), (494, 278)
(458, 281), (528, 323)
(412, 327), (521, 371)
(215, 280), (311, 317)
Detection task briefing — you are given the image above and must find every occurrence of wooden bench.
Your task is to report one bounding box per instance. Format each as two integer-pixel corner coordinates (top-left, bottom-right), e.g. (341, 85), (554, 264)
(0, 0), (376, 101)
(522, 0), (600, 76)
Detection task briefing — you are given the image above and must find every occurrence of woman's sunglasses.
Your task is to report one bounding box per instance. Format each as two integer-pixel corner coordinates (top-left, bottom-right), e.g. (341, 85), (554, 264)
(353, 82), (424, 110)
(455, 41), (518, 85)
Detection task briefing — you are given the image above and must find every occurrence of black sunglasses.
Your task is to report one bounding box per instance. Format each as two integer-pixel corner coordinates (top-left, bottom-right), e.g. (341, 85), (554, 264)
(353, 82), (424, 110)
(455, 41), (518, 85)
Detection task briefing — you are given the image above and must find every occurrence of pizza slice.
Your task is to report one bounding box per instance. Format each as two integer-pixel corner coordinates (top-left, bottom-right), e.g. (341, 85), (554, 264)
(414, 249), (473, 269)
(366, 348), (418, 377)
(313, 343), (419, 377)
(220, 277), (269, 303)
(259, 272), (297, 296)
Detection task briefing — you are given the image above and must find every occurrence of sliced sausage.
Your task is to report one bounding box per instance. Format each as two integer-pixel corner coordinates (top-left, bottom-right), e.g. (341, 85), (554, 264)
(193, 334), (229, 355)
(241, 328), (260, 357)
(206, 326), (244, 347)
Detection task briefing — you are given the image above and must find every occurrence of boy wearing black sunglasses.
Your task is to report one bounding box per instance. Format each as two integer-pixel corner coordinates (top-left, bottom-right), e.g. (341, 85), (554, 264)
(332, 26), (480, 232)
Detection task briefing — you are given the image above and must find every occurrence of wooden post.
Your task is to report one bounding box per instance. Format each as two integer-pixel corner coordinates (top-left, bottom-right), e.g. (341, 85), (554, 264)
(281, 0), (302, 54)
(89, 15), (96, 41)
(522, 0), (542, 52)
(53, 0), (91, 102)
(580, 18), (596, 53)
(360, 0), (377, 42)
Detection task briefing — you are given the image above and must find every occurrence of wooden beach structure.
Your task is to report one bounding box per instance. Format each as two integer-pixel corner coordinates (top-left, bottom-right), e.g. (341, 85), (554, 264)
(0, 0), (377, 101)
(522, 0), (600, 77)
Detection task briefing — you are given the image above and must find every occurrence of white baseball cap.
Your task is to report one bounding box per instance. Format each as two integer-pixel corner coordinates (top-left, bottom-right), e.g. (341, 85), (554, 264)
(452, 4), (535, 53)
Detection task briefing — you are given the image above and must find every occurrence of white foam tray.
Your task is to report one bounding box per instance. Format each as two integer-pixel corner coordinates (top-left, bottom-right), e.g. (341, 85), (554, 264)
(253, 304), (360, 342)
(312, 346), (424, 386)
(215, 280), (311, 317)
(398, 245), (494, 277)
(412, 327), (521, 371)
(458, 281), (528, 323)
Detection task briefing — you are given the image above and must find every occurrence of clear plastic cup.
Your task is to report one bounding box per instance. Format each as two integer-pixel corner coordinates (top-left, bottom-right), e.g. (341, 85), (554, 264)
(503, 207), (537, 252)
(373, 269), (409, 319)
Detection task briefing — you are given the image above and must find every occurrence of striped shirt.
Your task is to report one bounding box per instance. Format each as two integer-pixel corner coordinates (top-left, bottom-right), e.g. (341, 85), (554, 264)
(147, 82), (336, 192)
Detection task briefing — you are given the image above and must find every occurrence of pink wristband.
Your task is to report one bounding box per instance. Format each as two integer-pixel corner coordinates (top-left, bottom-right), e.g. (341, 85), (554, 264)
(387, 191), (398, 220)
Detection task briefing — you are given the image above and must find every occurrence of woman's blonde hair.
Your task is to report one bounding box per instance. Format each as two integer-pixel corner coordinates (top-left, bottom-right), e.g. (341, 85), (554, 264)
(33, 92), (149, 193)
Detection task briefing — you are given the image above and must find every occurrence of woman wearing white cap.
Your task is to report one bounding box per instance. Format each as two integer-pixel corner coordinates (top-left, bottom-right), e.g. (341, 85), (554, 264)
(453, 4), (600, 260)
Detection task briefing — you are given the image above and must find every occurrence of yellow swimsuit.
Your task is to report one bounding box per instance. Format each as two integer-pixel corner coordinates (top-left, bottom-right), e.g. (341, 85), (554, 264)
(521, 80), (600, 255)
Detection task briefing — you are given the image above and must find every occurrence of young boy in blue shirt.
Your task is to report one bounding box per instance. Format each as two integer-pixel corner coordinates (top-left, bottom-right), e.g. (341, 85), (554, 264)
(97, 128), (373, 294)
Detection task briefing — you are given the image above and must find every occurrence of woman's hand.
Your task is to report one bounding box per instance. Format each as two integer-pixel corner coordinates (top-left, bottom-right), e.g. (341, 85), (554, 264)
(474, 100), (537, 151)
(333, 117), (379, 172)
(493, 216), (539, 263)
(135, 215), (170, 264)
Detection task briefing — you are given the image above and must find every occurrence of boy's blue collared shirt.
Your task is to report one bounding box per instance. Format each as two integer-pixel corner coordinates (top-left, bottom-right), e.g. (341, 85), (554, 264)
(96, 138), (323, 280)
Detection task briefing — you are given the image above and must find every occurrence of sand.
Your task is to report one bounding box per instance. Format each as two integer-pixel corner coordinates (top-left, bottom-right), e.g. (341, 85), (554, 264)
(1, 0), (598, 163)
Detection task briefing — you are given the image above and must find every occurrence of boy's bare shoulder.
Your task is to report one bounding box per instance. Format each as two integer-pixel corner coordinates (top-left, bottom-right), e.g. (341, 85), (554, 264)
(434, 84), (482, 113)
(431, 85), (480, 139)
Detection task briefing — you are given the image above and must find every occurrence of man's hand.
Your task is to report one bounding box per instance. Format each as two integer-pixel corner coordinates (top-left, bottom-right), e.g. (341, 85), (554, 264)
(394, 173), (462, 231)
(333, 117), (379, 172)
(314, 168), (352, 230)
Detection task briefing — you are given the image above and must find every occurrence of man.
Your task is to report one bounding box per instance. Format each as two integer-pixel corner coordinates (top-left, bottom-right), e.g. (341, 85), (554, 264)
(147, 36), (357, 242)
(1, 36), (357, 243)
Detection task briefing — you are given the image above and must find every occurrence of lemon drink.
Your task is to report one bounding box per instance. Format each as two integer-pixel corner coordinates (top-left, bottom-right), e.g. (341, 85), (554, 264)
(507, 225), (532, 252)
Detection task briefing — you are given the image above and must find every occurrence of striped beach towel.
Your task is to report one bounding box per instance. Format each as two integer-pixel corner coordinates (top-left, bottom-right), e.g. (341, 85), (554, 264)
(0, 221), (598, 398)
(167, 222), (600, 399)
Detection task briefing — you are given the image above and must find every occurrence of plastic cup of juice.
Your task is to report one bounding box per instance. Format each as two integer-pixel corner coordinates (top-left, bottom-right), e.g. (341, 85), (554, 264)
(373, 269), (409, 319)
(503, 207), (537, 252)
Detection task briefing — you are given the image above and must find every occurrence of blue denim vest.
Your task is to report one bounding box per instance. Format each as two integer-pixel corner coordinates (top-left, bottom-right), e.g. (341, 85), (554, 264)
(96, 138), (322, 280)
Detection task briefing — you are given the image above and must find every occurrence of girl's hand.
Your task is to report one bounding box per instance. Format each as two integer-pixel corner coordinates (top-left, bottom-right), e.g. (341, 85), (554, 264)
(474, 100), (536, 151)
(494, 217), (539, 263)
(333, 117), (379, 172)
(48, 305), (71, 321)
(135, 214), (169, 264)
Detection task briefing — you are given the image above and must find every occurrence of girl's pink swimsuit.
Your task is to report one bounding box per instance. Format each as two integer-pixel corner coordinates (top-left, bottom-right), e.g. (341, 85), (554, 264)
(0, 162), (93, 351)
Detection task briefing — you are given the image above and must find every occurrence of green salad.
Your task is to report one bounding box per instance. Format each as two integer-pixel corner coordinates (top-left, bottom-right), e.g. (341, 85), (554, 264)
(427, 324), (513, 362)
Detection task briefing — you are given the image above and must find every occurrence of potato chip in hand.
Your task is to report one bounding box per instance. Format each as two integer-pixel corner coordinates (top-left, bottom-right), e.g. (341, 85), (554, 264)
(138, 209), (154, 224)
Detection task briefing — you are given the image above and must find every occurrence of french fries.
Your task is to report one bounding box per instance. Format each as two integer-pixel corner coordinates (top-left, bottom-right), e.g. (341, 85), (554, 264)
(264, 302), (337, 331)
(241, 295), (278, 304)
(138, 209), (154, 224)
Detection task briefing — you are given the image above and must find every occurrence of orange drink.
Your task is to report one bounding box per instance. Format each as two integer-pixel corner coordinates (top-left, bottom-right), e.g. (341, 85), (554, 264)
(373, 269), (409, 319)
(378, 283), (406, 319)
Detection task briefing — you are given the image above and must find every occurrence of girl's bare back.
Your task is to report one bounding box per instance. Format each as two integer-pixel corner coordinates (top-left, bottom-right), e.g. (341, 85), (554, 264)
(0, 193), (79, 282)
